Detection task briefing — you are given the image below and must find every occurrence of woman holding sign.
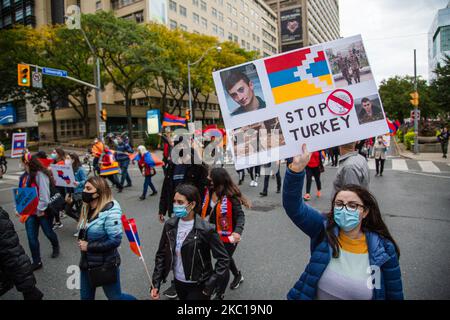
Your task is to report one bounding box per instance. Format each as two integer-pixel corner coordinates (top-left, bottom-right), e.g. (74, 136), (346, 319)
(283, 144), (403, 300)
(77, 176), (136, 300)
(18, 154), (60, 271)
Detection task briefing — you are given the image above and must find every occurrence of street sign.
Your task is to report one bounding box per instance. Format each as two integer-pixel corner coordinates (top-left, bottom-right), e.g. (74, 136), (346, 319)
(147, 109), (161, 134)
(32, 71), (43, 88)
(99, 122), (106, 134)
(42, 67), (68, 78)
(410, 110), (420, 120)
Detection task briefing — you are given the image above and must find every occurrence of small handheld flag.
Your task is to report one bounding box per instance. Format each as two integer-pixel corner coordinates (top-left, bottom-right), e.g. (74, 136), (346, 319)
(162, 112), (186, 127)
(121, 214), (141, 257)
(121, 214), (154, 290)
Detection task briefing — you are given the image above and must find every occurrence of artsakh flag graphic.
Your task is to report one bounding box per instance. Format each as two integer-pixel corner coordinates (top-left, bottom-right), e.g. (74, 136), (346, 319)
(57, 170), (71, 185)
(387, 119), (401, 135)
(264, 46), (334, 104)
(121, 214), (142, 257)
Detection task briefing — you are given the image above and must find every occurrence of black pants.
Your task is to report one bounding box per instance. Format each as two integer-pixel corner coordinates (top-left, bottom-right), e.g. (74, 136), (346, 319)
(375, 158), (385, 175)
(103, 174), (123, 189)
(331, 153), (338, 166)
(93, 157), (100, 174)
(174, 279), (210, 300)
(237, 170), (245, 182)
(216, 243), (238, 295)
(306, 167), (321, 194)
(262, 168), (281, 193)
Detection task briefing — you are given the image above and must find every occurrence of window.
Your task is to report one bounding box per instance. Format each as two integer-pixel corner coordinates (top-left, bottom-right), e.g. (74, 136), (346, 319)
(170, 19), (177, 30)
(25, 5), (33, 16)
(134, 11), (144, 23)
(212, 23), (218, 35)
(218, 12), (223, 22)
(200, 0), (207, 11)
(219, 27), (224, 37)
(193, 13), (199, 24)
(192, 0), (199, 6)
(212, 8), (217, 18)
(179, 5), (187, 17)
(2, 0), (10, 8)
(441, 26), (450, 53)
(228, 32), (233, 41)
(201, 17), (207, 29)
(169, 0), (177, 12)
(95, 1), (102, 10)
(180, 24), (187, 31)
(15, 10), (23, 21)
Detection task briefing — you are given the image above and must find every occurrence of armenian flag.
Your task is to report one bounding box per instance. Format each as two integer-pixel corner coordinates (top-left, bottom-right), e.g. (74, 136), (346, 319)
(162, 112), (186, 127)
(121, 214), (141, 257)
(264, 46), (334, 104)
(387, 119), (401, 135)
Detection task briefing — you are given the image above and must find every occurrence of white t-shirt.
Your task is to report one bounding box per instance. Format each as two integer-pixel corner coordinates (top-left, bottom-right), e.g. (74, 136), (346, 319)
(174, 219), (195, 283)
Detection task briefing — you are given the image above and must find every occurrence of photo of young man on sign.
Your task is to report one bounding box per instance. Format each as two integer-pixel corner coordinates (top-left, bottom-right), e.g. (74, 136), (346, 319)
(355, 95), (385, 125)
(221, 63), (266, 117)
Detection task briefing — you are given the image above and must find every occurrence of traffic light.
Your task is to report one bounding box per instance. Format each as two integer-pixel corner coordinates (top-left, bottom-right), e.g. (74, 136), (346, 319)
(100, 108), (107, 121)
(185, 109), (191, 121)
(410, 91), (419, 107)
(17, 64), (30, 87)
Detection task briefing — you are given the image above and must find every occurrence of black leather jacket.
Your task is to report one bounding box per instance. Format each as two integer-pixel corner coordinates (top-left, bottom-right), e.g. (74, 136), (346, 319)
(152, 215), (230, 295)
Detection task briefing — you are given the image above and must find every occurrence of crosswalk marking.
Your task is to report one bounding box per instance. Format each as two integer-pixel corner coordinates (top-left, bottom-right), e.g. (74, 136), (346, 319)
(418, 161), (441, 173)
(392, 159), (408, 171)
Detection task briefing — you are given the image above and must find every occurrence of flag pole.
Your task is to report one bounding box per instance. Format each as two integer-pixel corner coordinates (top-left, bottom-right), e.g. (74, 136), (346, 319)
(127, 221), (154, 290)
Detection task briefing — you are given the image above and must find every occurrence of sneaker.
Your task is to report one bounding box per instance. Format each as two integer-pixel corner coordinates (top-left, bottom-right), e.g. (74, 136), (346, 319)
(212, 293), (225, 300)
(230, 271), (244, 290)
(31, 262), (43, 271)
(139, 196), (146, 201)
(52, 222), (63, 230)
(73, 231), (80, 237)
(259, 192), (267, 197)
(51, 246), (60, 258)
(60, 212), (67, 219)
(238, 180), (243, 186)
(276, 189), (281, 194)
(250, 180), (255, 187)
(316, 191), (321, 198)
(150, 191), (158, 196)
(303, 193), (311, 201)
(163, 284), (178, 299)
(254, 181), (258, 187)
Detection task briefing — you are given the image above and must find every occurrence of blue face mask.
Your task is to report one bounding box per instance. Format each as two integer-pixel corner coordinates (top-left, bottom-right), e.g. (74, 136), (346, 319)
(50, 153), (57, 160)
(333, 207), (361, 232)
(173, 204), (189, 218)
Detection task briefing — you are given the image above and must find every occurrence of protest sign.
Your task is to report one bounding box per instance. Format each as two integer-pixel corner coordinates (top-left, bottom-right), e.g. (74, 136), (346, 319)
(213, 35), (389, 170)
(11, 132), (27, 158)
(13, 187), (38, 216)
(50, 164), (77, 188)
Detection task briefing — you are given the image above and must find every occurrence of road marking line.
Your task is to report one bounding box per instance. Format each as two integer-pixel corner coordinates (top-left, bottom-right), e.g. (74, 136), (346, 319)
(392, 159), (408, 171)
(0, 186), (14, 192)
(2, 174), (21, 180)
(367, 159), (376, 170)
(398, 170), (450, 179)
(418, 161), (441, 173)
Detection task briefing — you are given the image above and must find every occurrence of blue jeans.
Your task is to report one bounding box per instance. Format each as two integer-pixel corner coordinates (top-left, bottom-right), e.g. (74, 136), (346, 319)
(119, 159), (132, 186)
(25, 215), (59, 264)
(80, 268), (137, 300)
(142, 175), (157, 198)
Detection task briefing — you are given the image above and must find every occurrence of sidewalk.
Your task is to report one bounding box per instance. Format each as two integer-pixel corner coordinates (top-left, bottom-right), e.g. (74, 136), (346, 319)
(393, 137), (450, 164)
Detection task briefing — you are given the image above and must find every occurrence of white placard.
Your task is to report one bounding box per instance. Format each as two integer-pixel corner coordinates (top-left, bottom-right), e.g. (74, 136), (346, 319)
(11, 132), (27, 158)
(213, 35), (389, 170)
(50, 164), (77, 188)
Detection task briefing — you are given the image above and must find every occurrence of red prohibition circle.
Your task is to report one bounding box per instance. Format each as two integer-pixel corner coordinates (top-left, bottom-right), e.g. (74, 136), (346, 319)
(326, 89), (354, 116)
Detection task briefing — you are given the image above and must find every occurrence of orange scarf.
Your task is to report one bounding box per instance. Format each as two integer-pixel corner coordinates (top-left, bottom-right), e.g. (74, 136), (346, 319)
(201, 189), (233, 243)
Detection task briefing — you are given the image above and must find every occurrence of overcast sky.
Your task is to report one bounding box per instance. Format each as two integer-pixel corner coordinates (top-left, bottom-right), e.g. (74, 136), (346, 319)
(340, 0), (449, 84)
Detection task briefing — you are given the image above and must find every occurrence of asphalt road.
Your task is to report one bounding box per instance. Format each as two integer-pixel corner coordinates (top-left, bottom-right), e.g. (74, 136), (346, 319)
(1, 157), (450, 300)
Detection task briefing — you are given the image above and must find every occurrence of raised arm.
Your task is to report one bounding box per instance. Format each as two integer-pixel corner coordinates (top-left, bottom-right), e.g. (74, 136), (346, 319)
(282, 144), (325, 239)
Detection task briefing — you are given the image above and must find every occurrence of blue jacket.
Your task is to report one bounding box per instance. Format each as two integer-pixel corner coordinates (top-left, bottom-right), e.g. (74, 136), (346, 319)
(134, 152), (156, 167)
(74, 167), (87, 194)
(282, 169), (404, 300)
(79, 200), (123, 270)
(116, 143), (133, 163)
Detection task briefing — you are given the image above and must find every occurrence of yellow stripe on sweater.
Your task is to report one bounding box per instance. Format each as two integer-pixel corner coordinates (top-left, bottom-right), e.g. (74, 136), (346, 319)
(339, 232), (368, 254)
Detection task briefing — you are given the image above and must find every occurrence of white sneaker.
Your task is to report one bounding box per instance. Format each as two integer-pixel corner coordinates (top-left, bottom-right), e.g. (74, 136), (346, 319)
(250, 180), (255, 187)
(254, 181), (258, 187)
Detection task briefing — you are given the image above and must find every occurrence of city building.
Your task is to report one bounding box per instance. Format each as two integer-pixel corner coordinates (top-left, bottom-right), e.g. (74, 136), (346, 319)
(263, 0), (340, 52)
(428, 1), (450, 82)
(1, 0), (279, 142)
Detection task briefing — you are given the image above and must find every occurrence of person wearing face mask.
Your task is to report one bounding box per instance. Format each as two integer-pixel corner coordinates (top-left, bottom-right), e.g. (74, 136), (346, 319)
(114, 136), (133, 188)
(50, 148), (70, 230)
(151, 184), (230, 301)
(18, 153), (60, 271)
(373, 136), (387, 177)
(77, 176), (136, 300)
(201, 168), (248, 300)
(282, 144), (403, 300)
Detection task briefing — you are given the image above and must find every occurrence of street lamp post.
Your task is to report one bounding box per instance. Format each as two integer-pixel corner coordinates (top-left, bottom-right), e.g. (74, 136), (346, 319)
(188, 45), (221, 123)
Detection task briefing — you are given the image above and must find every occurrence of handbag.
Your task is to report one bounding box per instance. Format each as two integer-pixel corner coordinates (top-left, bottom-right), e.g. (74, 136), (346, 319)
(87, 263), (118, 288)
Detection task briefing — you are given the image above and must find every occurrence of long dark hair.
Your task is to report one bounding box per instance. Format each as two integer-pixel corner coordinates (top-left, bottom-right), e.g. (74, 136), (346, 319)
(54, 148), (66, 162)
(325, 184), (400, 259)
(69, 152), (82, 172)
(21, 154), (52, 183)
(175, 184), (202, 215)
(210, 167), (250, 208)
